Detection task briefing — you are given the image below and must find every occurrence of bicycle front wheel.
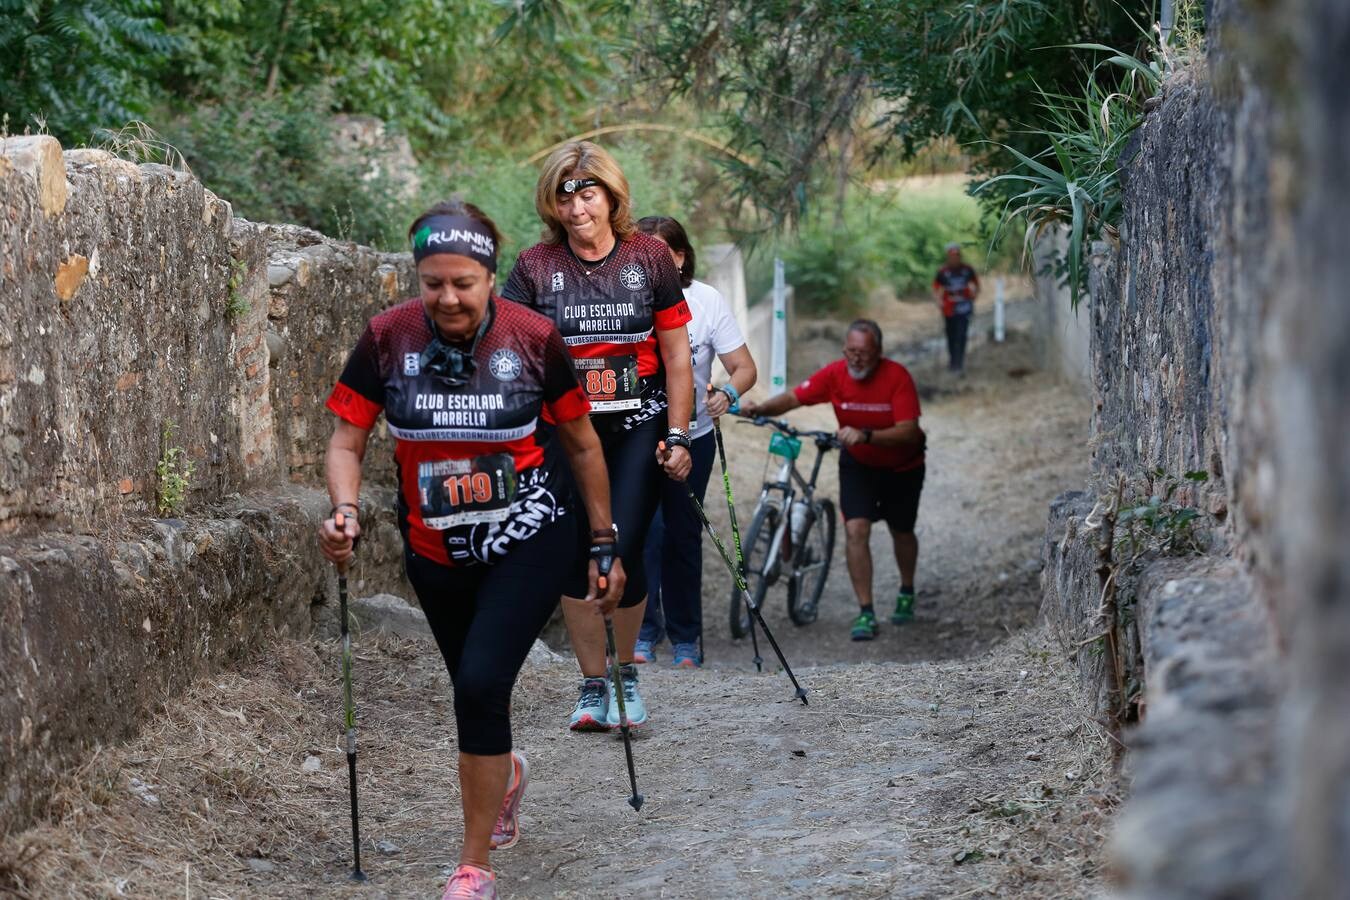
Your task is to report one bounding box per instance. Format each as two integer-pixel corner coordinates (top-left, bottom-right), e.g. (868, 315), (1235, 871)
(787, 498), (836, 626)
(731, 501), (781, 639)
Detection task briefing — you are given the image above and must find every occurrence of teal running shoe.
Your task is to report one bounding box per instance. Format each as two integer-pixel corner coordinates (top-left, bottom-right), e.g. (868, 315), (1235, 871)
(850, 608), (880, 641)
(671, 642), (702, 668)
(633, 639), (656, 664)
(569, 677), (610, 732)
(891, 591), (915, 624)
(605, 664), (648, 728)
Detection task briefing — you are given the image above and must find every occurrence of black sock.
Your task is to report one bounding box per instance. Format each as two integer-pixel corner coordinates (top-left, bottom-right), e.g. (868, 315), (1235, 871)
(900, 584), (914, 596)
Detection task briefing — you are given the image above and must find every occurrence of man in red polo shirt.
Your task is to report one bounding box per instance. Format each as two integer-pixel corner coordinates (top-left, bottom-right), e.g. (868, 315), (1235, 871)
(740, 319), (925, 640)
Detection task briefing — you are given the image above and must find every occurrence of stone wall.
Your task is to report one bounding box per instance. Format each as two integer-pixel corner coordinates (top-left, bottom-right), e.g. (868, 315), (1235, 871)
(1039, 0), (1350, 894)
(0, 136), (417, 833)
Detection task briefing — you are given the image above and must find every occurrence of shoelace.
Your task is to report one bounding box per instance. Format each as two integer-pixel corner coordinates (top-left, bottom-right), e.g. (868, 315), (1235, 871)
(579, 681), (606, 708)
(445, 866), (493, 898)
(619, 673), (639, 702)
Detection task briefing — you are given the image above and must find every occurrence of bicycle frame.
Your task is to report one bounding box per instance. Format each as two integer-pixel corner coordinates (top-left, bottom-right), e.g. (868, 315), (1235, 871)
(752, 428), (833, 582)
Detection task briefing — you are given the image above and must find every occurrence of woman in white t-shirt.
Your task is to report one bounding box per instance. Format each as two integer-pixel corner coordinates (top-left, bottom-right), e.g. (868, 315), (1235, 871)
(634, 216), (758, 667)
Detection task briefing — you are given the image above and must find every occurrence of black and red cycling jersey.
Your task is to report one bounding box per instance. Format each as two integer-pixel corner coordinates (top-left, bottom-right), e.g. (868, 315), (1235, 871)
(501, 231), (691, 429)
(326, 297), (590, 568)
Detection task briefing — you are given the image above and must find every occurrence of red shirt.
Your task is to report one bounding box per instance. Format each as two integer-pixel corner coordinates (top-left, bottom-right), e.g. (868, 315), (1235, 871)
(933, 264), (979, 317)
(793, 359), (924, 471)
(326, 297), (589, 567)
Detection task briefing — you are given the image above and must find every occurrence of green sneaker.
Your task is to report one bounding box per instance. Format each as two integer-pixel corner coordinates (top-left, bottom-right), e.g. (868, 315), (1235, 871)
(891, 591), (915, 624)
(850, 608), (879, 641)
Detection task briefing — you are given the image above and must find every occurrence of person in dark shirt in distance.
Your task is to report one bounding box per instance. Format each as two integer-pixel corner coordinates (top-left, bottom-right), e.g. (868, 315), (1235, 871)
(931, 242), (980, 374)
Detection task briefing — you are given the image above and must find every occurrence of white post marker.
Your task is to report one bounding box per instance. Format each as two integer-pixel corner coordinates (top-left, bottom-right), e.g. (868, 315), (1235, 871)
(994, 277), (1006, 343)
(771, 257), (787, 393)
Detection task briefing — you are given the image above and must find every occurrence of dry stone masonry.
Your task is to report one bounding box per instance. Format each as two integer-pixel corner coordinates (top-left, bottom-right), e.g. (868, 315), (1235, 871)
(0, 136), (416, 833)
(1040, 0), (1350, 896)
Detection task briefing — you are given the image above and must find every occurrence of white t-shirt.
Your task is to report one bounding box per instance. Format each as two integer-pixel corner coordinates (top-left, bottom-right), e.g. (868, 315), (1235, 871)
(683, 279), (747, 439)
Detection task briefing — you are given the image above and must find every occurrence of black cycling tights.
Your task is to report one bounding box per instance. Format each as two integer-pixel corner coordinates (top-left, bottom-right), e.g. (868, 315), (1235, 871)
(563, 412), (667, 608)
(405, 514), (576, 756)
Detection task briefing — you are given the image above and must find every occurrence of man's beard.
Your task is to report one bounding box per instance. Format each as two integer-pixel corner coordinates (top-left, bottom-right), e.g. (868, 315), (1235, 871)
(847, 362), (876, 380)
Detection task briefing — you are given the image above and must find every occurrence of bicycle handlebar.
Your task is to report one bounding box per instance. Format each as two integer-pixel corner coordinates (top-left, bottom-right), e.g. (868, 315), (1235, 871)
(735, 414), (841, 448)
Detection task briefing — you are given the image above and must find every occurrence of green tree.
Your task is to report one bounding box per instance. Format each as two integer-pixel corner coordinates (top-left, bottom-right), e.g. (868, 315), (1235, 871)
(636, 0), (1152, 226)
(0, 0), (178, 142)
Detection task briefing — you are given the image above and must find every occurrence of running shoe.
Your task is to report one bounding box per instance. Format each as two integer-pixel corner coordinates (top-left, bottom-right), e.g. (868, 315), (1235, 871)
(671, 642), (702, 668)
(605, 664), (649, 728)
(850, 608), (880, 641)
(633, 639), (656, 664)
(441, 864), (497, 899)
(490, 750), (528, 851)
(569, 677), (610, 732)
(891, 590), (915, 624)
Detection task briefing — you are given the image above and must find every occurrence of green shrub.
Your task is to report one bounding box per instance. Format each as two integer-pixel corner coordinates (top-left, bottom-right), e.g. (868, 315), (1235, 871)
(161, 85), (409, 250)
(747, 178), (1019, 315)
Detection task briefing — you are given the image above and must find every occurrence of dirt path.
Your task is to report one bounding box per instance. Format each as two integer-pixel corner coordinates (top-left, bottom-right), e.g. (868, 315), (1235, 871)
(1, 295), (1118, 899)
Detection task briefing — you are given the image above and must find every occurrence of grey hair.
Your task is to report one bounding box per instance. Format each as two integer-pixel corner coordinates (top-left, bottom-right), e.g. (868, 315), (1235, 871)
(847, 318), (883, 349)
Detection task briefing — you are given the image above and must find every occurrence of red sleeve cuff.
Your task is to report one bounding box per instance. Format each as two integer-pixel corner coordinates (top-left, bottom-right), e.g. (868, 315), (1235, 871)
(326, 383), (382, 429)
(545, 386), (591, 424)
(654, 300), (692, 331)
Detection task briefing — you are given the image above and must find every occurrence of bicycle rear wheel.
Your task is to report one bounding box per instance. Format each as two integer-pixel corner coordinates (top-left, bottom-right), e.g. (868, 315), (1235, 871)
(787, 498), (836, 626)
(731, 501), (781, 639)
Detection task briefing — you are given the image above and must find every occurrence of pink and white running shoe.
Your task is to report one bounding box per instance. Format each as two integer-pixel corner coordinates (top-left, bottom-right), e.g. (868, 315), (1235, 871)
(490, 750), (529, 850)
(441, 864), (497, 899)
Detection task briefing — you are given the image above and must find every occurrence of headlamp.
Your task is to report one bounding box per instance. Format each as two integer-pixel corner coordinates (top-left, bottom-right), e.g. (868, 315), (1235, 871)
(559, 177), (600, 195)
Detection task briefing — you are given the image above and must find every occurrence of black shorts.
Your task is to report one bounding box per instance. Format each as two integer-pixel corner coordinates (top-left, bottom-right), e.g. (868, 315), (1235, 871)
(560, 408), (667, 608)
(838, 453), (925, 532)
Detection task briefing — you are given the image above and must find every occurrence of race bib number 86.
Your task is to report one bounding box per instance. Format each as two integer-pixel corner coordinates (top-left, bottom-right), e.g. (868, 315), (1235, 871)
(418, 454), (517, 529)
(577, 355), (641, 411)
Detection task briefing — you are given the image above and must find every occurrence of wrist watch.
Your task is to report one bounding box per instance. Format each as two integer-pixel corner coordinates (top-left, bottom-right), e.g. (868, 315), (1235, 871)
(863, 428), (873, 444)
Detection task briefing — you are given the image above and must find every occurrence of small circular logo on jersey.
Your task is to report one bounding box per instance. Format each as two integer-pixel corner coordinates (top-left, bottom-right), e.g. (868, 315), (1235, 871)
(488, 348), (522, 382)
(619, 263), (647, 291)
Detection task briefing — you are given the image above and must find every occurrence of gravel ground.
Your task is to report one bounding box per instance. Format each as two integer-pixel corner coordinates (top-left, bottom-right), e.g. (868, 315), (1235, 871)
(0, 294), (1120, 899)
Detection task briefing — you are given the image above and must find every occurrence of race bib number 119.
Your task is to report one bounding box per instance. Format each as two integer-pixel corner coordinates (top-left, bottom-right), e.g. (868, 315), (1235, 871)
(418, 454), (517, 530)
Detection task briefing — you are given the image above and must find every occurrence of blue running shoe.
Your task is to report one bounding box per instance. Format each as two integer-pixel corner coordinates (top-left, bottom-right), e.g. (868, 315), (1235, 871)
(633, 639), (656, 664)
(605, 664), (648, 728)
(671, 642), (702, 668)
(569, 677), (610, 731)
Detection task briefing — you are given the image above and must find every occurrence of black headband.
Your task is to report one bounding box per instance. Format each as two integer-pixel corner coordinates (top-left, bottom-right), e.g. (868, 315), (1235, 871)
(558, 177), (600, 195)
(411, 215), (497, 271)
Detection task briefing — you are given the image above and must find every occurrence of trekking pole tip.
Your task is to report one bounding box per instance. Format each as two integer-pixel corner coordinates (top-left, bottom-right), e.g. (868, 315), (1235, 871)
(629, 794), (645, 812)
(796, 688), (809, 705)
(349, 869), (367, 883)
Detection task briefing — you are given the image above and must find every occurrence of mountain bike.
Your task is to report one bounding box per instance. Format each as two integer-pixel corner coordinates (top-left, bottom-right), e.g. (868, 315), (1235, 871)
(729, 416), (839, 638)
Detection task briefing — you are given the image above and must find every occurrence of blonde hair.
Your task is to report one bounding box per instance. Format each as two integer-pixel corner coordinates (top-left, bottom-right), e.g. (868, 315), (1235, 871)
(533, 141), (636, 245)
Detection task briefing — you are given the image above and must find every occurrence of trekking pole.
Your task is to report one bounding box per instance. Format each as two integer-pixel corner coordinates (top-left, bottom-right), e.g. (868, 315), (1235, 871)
(709, 394), (761, 672)
(334, 512), (367, 882)
(601, 587), (644, 811)
(663, 442), (808, 705)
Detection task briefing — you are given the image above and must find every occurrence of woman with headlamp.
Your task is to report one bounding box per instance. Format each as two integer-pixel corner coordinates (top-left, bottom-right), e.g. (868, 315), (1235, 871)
(320, 199), (625, 899)
(501, 141), (694, 732)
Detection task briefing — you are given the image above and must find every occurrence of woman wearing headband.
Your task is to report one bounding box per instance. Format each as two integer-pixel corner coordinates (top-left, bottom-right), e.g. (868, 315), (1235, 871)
(501, 141), (694, 732)
(320, 199), (625, 900)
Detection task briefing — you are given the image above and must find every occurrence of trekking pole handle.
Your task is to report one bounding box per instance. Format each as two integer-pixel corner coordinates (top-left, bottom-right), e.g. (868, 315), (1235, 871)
(333, 512), (350, 575)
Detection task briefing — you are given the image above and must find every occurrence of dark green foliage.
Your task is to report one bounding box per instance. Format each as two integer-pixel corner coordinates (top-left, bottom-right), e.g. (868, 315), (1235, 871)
(0, 0), (179, 141)
(637, 0), (1153, 228)
(163, 85), (407, 249)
